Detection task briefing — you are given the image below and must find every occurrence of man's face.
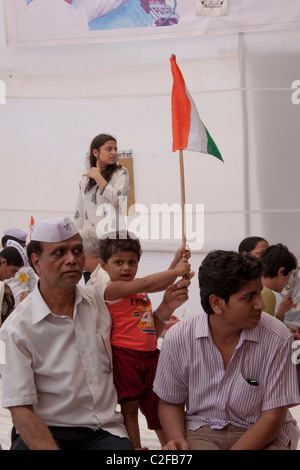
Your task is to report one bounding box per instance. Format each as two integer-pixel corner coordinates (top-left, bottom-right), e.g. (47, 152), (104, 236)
(275, 269), (293, 293)
(31, 234), (85, 289)
(221, 278), (265, 330)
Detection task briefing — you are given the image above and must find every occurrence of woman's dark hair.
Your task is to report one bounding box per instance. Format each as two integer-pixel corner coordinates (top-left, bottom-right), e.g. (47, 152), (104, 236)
(0, 247), (24, 267)
(260, 243), (297, 278)
(99, 231), (142, 263)
(198, 250), (262, 315)
(26, 240), (43, 273)
(84, 134), (122, 193)
(238, 236), (268, 254)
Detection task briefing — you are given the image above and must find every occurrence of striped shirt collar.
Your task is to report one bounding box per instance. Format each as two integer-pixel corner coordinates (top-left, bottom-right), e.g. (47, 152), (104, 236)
(195, 312), (260, 345)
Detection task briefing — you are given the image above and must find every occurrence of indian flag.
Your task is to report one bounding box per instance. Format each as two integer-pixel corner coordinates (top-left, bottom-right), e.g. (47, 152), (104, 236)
(170, 55), (223, 162)
(29, 216), (35, 237)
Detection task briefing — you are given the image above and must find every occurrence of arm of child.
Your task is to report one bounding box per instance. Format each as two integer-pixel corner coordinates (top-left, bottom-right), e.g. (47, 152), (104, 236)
(104, 258), (191, 301)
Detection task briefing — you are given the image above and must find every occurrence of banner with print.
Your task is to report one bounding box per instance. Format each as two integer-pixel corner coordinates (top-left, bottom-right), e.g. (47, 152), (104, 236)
(4, 0), (300, 46)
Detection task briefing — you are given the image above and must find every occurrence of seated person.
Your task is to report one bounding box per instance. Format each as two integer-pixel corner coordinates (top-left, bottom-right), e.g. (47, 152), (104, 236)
(0, 217), (191, 450)
(0, 281), (15, 326)
(153, 250), (300, 450)
(0, 245), (25, 327)
(260, 244), (297, 320)
(2, 228), (37, 305)
(238, 236), (269, 259)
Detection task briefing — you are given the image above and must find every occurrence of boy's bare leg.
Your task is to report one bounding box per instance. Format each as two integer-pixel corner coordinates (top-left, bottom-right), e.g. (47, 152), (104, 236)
(121, 400), (141, 449)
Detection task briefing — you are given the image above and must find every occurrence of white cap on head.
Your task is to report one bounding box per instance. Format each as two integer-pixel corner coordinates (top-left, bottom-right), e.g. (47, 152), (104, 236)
(3, 228), (28, 242)
(31, 217), (79, 243)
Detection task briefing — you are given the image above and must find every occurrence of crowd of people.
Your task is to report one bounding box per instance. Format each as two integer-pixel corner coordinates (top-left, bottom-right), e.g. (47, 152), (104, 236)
(0, 133), (300, 451)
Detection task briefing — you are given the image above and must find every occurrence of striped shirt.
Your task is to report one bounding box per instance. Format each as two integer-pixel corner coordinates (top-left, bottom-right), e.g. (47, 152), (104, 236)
(153, 312), (300, 448)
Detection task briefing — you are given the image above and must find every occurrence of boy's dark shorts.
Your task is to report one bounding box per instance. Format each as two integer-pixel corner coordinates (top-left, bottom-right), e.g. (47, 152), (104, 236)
(111, 346), (161, 430)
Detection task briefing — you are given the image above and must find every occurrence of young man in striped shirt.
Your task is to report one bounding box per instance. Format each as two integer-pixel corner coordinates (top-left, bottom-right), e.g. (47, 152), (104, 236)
(153, 250), (300, 450)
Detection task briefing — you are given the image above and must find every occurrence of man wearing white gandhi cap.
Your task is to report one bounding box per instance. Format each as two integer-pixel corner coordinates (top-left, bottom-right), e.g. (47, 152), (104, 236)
(30, 217), (79, 243)
(0, 216), (191, 450)
(2, 228), (28, 246)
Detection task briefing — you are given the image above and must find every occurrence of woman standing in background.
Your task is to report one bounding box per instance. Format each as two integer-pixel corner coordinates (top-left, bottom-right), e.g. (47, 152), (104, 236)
(73, 134), (129, 233)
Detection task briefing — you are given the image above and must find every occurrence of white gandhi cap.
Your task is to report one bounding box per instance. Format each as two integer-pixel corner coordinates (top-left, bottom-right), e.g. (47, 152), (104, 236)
(3, 228), (28, 242)
(31, 217), (79, 243)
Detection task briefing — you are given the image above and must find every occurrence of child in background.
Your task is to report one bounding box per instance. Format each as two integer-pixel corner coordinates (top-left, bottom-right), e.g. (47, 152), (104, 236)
(99, 231), (191, 449)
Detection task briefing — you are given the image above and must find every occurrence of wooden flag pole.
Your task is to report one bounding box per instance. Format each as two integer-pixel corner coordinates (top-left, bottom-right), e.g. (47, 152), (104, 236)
(179, 150), (186, 248)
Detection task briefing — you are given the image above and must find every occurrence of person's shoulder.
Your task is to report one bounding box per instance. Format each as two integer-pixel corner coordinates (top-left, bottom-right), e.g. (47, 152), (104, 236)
(0, 292), (33, 336)
(164, 313), (204, 340)
(78, 175), (89, 190)
(77, 283), (110, 308)
(259, 311), (292, 340)
(113, 165), (128, 177)
(117, 163), (128, 172)
(261, 285), (274, 297)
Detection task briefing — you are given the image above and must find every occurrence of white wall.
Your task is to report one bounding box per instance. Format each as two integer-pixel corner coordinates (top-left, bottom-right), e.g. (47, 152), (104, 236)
(1, 1), (300, 315)
(245, 31), (300, 257)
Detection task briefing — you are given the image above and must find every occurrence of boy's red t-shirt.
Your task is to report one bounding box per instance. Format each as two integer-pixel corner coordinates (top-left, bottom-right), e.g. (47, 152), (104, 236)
(105, 292), (157, 351)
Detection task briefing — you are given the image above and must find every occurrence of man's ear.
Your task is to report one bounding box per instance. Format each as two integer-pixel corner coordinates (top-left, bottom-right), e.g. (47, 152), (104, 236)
(277, 267), (286, 277)
(30, 253), (41, 276)
(99, 259), (108, 272)
(209, 294), (225, 315)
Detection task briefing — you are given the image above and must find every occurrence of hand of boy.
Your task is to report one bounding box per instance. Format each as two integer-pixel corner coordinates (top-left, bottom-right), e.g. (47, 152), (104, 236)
(169, 246), (191, 271)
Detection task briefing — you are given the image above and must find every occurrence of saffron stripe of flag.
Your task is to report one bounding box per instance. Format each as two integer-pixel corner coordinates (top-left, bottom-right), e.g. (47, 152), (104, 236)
(29, 216), (35, 238)
(170, 55), (223, 161)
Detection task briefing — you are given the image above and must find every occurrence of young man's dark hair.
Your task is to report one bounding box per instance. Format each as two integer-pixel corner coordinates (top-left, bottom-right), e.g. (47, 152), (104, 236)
(198, 250), (262, 315)
(260, 243), (297, 278)
(99, 231), (142, 263)
(0, 247), (24, 268)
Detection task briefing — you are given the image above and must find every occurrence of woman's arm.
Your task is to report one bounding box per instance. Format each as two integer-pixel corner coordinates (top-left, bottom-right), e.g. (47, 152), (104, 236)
(101, 167), (129, 206)
(84, 165), (129, 207)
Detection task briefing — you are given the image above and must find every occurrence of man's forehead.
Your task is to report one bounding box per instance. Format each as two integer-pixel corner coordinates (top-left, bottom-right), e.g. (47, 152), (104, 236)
(41, 234), (83, 251)
(238, 278), (263, 294)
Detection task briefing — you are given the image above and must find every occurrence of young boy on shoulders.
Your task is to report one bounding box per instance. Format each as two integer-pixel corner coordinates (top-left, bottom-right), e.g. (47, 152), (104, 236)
(99, 231), (191, 449)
